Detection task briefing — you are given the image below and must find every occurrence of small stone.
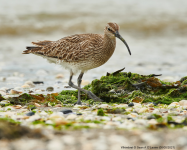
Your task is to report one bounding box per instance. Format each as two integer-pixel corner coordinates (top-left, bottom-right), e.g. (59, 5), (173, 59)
(138, 107), (148, 113)
(13, 105), (22, 109)
(0, 100), (10, 104)
(21, 84), (30, 89)
(60, 109), (73, 114)
(33, 81), (44, 84)
(26, 111), (35, 116)
(109, 89), (116, 93)
(25, 81), (35, 88)
(77, 113), (82, 115)
(46, 87), (54, 92)
(147, 119), (157, 125)
(40, 111), (48, 116)
(128, 103), (134, 107)
(179, 100), (187, 108)
(56, 73), (64, 79)
(66, 114), (77, 120)
(128, 113), (138, 118)
(115, 104), (128, 108)
(55, 104), (62, 107)
(34, 103), (41, 107)
(147, 115), (156, 120)
(99, 104), (110, 109)
(152, 109), (160, 113)
(9, 89), (22, 95)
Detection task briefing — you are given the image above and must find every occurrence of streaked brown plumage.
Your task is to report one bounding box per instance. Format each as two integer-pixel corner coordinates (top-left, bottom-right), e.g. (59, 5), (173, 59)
(23, 22), (131, 105)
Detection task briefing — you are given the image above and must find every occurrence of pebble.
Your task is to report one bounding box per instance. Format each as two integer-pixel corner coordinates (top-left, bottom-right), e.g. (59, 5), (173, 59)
(9, 89), (22, 95)
(26, 111), (35, 116)
(66, 114), (77, 120)
(0, 100), (10, 104)
(21, 84), (30, 89)
(128, 113), (138, 118)
(138, 107), (148, 113)
(179, 100), (187, 108)
(46, 87), (54, 92)
(128, 102), (134, 107)
(98, 104), (110, 109)
(34, 103), (41, 107)
(60, 109), (73, 114)
(25, 81), (35, 88)
(56, 73), (64, 79)
(115, 104), (128, 108)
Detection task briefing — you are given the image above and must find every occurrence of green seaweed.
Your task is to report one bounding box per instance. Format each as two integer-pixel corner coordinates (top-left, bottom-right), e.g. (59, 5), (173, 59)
(55, 72), (187, 105)
(97, 109), (105, 116)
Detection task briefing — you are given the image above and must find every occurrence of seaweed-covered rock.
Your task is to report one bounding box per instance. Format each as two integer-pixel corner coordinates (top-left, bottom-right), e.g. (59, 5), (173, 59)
(55, 72), (187, 105)
(84, 72), (187, 104)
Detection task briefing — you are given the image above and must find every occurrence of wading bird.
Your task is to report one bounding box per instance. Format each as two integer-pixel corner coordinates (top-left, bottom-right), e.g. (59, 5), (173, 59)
(23, 22), (131, 105)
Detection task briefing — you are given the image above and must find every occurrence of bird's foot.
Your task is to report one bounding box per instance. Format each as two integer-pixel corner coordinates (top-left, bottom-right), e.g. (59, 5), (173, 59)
(87, 91), (103, 102)
(74, 100), (82, 105)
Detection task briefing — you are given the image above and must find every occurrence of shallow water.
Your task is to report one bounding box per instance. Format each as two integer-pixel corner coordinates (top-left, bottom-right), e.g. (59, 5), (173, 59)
(0, 0), (187, 89)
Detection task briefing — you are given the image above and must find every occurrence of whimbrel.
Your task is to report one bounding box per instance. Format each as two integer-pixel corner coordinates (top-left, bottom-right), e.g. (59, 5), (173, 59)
(23, 22), (131, 105)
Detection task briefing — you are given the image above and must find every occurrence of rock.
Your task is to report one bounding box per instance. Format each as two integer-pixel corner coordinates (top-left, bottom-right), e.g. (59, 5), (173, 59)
(109, 89), (116, 93)
(9, 89), (22, 95)
(60, 109), (73, 114)
(25, 81), (35, 88)
(34, 103), (41, 107)
(128, 113), (138, 118)
(168, 102), (179, 109)
(46, 87), (54, 92)
(98, 104), (110, 109)
(26, 111), (35, 116)
(147, 115), (156, 120)
(21, 84), (30, 89)
(179, 100), (187, 109)
(115, 104), (128, 108)
(138, 107), (148, 113)
(152, 109), (160, 113)
(55, 104), (62, 107)
(77, 113), (82, 115)
(128, 102), (134, 107)
(40, 111), (48, 116)
(0, 100), (10, 104)
(13, 105), (22, 109)
(148, 107), (155, 113)
(56, 73), (64, 79)
(147, 119), (157, 125)
(0, 91), (6, 96)
(66, 114), (77, 120)
(33, 81), (44, 84)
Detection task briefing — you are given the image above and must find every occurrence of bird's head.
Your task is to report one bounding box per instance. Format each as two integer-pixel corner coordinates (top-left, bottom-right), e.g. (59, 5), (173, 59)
(105, 22), (131, 55)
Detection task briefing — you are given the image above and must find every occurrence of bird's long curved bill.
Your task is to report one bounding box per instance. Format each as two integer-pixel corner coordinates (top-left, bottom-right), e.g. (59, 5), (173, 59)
(115, 31), (131, 55)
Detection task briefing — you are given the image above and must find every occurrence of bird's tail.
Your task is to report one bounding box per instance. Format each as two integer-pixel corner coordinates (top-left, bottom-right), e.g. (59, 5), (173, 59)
(23, 40), (52, 54)
(22, 46), (42, 54)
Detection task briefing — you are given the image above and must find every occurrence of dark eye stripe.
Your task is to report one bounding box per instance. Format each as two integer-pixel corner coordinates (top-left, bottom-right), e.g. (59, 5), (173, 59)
(108, 28), (112, 31)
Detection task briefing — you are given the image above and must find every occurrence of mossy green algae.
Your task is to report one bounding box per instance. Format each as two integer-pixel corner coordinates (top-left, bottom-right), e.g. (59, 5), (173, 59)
(58, 72), (187, 105)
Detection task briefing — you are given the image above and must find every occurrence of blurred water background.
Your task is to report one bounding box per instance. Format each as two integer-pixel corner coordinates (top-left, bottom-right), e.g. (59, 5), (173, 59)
(0, 0), (187, 89)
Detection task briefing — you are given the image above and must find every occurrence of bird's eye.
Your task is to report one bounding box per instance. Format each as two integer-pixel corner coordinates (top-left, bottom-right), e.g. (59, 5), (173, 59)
(108, 28), (111, 31)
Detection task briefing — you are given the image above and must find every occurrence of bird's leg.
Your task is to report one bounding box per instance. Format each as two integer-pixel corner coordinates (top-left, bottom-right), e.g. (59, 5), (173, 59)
(68, 72), (103, 104)
(76, 72), (84, 105)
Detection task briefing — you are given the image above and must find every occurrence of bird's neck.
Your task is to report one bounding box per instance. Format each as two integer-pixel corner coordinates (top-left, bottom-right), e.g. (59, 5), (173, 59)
(103, 34), (116, 57)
